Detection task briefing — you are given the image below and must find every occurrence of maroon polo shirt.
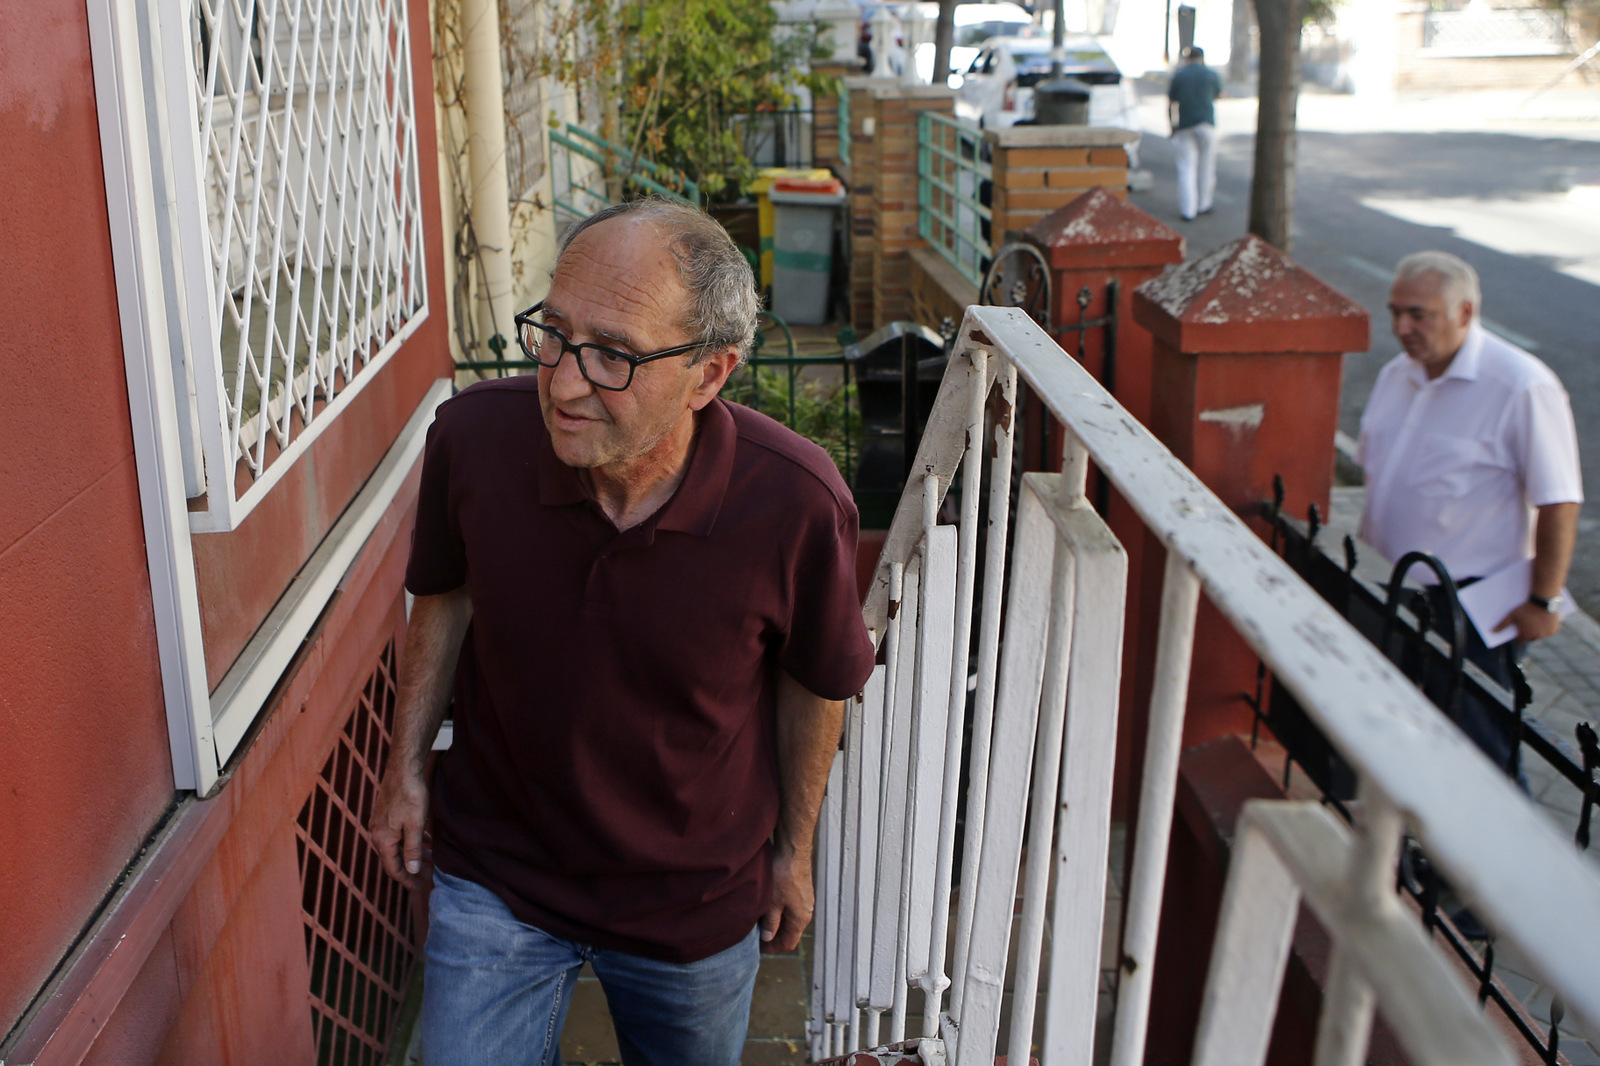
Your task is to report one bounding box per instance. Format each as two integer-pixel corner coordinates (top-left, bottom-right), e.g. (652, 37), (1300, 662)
(406, 378), (876, 962)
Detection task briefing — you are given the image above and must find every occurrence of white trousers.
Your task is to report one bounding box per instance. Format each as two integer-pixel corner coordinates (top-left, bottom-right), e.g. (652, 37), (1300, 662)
(1172, 123), (1218, 219)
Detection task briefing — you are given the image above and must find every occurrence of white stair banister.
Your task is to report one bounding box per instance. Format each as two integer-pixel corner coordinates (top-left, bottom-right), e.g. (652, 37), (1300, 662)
(810, 305), (1600, 1065)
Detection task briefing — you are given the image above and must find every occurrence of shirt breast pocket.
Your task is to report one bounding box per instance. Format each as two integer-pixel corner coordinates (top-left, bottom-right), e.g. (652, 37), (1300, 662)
(1411, 431), (1510, 501)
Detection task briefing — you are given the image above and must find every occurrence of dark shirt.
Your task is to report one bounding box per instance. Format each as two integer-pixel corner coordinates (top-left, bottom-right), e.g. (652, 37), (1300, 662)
(406, 379), (876, 962)
(1168, 61), (1222, 130)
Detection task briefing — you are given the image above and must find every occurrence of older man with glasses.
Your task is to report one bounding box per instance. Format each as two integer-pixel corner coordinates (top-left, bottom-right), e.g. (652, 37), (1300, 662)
(370, 197), (876, 1065)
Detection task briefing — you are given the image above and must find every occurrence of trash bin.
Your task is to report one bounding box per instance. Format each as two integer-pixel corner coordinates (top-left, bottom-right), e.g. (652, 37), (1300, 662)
(750, 167), (833, 288)
(1034, 77), (1091, 125)
(769, 178), (847, 326)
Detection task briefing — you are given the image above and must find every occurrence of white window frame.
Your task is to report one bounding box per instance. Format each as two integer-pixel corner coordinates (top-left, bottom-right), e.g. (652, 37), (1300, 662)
(88, 0), (439, 792)
(138, 0), (430, 533)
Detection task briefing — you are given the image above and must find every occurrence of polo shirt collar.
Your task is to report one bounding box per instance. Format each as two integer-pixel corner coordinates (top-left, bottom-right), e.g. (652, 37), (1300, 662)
(1443, 324), (1485, 382)
(534, 397), (734, 537)
(656, 398), (734, 536)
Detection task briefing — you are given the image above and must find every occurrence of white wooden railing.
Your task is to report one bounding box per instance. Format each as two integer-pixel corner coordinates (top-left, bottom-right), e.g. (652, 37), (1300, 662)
(809, 307), (1600, 1066)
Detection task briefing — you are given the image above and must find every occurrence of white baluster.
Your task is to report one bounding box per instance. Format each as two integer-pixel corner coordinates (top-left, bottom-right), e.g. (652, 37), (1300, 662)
(1108, 552), (1201, 1066)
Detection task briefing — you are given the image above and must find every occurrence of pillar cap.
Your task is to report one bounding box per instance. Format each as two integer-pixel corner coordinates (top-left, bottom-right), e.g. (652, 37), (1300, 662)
(842, 75), (901, 88)
(1023, 187), (1185, 270)
(984, 124), (1139, 149)
(1133, 234), (1370, 354)
(865, 83), (956, 100)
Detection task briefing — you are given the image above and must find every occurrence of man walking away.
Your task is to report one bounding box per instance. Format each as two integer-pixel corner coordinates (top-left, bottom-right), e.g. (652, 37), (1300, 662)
(1168, 46), (1222, 221)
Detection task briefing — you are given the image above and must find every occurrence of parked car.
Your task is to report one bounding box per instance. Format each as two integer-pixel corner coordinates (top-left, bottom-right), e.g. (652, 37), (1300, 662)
(898, 1), (1035, 84)
(953, 34), (1141, 164)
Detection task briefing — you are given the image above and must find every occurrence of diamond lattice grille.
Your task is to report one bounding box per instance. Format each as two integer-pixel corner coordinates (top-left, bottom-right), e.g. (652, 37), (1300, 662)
(295, 642), (417, 1064)
(191, 0), (427, 482)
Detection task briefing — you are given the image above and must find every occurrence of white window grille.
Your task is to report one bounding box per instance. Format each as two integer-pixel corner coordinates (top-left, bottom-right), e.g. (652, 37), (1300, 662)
(89, 0), (434, 792)
(166, 0), (430, 530)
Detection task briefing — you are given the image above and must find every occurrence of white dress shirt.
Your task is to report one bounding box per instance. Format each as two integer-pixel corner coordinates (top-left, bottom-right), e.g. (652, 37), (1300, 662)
(1357, 324), (1583, 582)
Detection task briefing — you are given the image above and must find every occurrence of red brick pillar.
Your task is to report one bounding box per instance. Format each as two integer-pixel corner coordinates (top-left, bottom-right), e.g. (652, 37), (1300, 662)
(869, 84), (955, 329)
(1019, 187), (1183, 819)
(840, 80), (959, 334)
(1132, 234), (1369, 748)
(986, 126), (1137, 240)
(845, 77), (884, 332)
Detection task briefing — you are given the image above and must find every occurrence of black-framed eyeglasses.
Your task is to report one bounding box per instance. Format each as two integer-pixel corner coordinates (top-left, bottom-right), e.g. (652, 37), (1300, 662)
(514, 301), (705, 392)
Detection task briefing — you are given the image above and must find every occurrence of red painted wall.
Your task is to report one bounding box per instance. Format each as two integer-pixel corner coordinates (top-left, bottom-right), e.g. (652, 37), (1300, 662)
(114, 474), (415, 1066)
(191, 347), (450, 692)
(0, 0), (450, 1045)
(0, 0), (176, 1033)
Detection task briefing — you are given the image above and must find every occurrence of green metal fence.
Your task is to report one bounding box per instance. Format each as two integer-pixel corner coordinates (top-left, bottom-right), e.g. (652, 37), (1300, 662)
(726, 314), (858, 481)
(549, 123), (701, 222)
(917, 112), (991, 287)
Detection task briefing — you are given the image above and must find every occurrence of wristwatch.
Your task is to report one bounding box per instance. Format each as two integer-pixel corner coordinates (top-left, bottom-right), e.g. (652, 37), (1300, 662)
(1529, 593), (1565, 614)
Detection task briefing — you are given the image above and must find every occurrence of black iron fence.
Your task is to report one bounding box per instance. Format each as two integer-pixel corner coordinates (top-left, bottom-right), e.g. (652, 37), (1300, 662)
(729, 108), (815, 169)
(1257, 479), (1599, 1064)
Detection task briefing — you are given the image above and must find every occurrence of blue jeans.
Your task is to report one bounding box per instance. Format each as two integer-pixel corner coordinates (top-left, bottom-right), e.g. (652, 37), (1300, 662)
(421, 870), (760, 1066)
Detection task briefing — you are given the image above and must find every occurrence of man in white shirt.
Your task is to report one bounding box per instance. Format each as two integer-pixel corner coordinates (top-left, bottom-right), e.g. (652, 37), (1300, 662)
(1358, 251), (1582, 773)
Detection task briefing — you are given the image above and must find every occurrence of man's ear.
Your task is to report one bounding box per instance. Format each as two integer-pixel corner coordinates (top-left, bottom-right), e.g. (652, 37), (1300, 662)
(1457, 300), (1476, 329)
(687, 346), (741, 410)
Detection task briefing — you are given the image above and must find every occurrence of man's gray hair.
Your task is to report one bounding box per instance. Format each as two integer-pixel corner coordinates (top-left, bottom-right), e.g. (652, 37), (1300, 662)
(1394, 251), (1481, 320)
(557, 197), (760, 367)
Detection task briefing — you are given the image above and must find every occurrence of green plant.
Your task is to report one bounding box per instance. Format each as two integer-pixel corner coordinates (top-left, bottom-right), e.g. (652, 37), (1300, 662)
(620, 0), (838, 199)
(723, 366), (861, 479)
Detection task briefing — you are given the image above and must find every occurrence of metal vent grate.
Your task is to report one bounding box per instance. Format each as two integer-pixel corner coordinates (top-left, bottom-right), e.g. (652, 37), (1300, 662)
(294, 641), (417, 1065)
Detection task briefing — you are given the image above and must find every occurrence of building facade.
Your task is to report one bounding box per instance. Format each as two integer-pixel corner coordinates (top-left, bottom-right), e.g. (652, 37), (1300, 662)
(1, 0), (453, 1060)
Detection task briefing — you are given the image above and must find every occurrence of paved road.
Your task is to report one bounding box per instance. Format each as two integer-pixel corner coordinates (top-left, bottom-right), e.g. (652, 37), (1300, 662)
(1126, 87), (1600, 610)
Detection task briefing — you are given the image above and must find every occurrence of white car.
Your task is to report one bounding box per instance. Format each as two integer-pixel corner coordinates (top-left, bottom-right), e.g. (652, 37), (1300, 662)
(899, 2), (1034, 84)
(953, 34), (1141, 164)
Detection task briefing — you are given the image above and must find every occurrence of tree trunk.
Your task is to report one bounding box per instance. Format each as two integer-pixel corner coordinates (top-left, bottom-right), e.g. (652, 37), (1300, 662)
(1249, 0), (1302, 251)
(931, 0), (957, 86)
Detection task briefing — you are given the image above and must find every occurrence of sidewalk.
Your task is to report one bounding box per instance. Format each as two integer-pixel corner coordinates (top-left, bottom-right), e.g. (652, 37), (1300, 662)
(1295, 85), (1600, 140)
